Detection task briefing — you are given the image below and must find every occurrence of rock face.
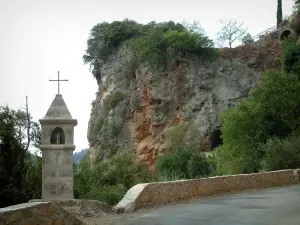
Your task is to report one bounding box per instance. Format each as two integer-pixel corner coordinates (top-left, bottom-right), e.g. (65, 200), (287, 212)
(87, 41), (281, 170)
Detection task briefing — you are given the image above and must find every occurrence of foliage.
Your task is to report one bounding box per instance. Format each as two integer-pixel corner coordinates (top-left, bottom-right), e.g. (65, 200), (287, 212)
(128, 22), (218, 69)
(242, 33), (254, 45)
(216, 19), (247, 48)
(95, 118), (123, 157)
(163, 30), (216, 59)
(290, 14), (300, 36)
(0, 105), (42, 208)
(83, 19), (142, 79)
(151, 171), (183, 182)
(155, 146), (215, 179)
(74, 149), (152, 205)
(155, 147), (195, 179)
(282, 37), (300, 74)
(91, 117), (104, 146)
(293, 0), (300, 12)
(214, 69), (300, 175)
(187, 153), (211, 178)
(25, 153), (42, 199)
(105, 91), (125, 110)
(164, 122), (201, 149)
(260, 133), (300, 171)
(86, 184), (128, 205)
(84, 19), (218, 77)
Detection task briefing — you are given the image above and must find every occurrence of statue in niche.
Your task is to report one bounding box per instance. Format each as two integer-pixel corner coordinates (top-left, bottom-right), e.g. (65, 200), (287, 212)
(56, 132), (61, 144)
(50, 127), (65, 144)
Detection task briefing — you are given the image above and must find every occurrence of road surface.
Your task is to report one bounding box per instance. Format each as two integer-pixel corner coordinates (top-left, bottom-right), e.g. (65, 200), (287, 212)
(113, 184), (300, 225)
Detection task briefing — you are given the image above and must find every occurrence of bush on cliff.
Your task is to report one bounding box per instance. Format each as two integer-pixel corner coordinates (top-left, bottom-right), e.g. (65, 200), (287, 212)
(214, 69), (300, 175)
(83, 19), (218, 78)
(282, 37), (300, 74)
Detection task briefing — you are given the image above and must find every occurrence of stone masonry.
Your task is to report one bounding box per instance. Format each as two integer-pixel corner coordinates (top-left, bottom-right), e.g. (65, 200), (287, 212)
(0, 202), (84, 225)
(115, 169), (300, 212)
(39, 94), (77, 201)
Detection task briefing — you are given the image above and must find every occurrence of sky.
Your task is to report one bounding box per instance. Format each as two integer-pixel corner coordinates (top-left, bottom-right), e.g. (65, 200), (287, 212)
(0, 0), (295, 152)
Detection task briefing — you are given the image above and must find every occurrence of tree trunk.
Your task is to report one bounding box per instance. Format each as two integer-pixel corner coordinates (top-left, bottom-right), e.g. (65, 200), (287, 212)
(277, 0), (282, 28)
(25, 96), (31, 152)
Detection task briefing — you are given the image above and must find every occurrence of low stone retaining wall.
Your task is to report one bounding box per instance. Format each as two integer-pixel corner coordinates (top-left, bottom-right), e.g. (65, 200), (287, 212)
(0, 201), (84, 225)
(115, 169), (300, 212)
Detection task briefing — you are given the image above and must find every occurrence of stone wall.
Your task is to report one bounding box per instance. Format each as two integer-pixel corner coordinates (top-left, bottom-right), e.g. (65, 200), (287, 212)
(116, 169), (300, 212)
(0, 202), (84, 225)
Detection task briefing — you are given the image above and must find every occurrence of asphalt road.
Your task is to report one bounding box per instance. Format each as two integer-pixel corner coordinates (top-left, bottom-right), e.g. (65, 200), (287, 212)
(113, 184), (300, 225)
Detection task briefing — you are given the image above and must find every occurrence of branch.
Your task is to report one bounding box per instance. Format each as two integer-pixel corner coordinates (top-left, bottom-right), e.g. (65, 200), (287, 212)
(25, 96), (31, 152)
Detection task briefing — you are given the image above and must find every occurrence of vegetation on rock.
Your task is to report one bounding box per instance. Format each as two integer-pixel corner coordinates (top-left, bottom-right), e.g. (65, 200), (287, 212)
(213, 36), (300, 175)
(83, 20), (218, 78)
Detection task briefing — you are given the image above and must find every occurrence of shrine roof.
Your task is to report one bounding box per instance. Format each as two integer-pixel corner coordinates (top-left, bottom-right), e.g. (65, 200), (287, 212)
(43, 94), (73, 120)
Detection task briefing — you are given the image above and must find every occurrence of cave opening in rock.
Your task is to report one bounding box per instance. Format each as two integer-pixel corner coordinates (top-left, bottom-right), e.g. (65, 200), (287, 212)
(211, 128), (223, 150)
(280, 29), (292, 41)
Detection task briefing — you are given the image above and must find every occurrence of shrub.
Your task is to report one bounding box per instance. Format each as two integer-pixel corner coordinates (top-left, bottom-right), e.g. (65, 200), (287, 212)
(214, 69), (300, 175)
(83, 19), (142, 78)
(84, 19), (218, 76)
(155, 147), (196, 179)
(164, 122), (201, 149)
(290, 13), (300, 36)
(86, 184), (128, 205)
(260, 133), (300, 171)
(74, 149), (151, 205)
(91, 117), (104, 145)
(282, 37), (300, 74)
(151, 171), (183, 182)
(242, 33), (254, 45)
(187, 153), (211, 178)
(105, 91), (125, 110)
(163, 30), (217, 59)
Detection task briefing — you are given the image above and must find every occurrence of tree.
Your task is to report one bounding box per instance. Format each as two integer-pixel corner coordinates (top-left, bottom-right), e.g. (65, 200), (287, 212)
(216, 19), (247, 48)
(242, 33), (254, 45)
(293, 0), (300, 12)
(277, 0), (283, 28)
(214, 70), (300, 175)
(0, 100), (42, 208)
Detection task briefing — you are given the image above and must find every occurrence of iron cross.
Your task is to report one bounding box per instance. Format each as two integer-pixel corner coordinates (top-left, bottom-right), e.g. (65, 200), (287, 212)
(49, 71), (68, 95)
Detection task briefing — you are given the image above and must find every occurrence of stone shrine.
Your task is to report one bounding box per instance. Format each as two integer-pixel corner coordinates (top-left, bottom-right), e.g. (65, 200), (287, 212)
(39, 71), (77, 200)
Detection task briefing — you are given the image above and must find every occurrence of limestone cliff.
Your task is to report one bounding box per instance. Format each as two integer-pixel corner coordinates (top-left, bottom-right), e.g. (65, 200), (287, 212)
(87, 34), (281, 170)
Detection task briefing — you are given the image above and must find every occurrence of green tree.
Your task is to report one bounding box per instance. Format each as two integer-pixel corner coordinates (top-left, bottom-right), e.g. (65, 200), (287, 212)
(214, 69), (300, 175)
(260, 133), (300, 171)
(84, 19), (218, 77)
(277, 0), (283, 28)
(83, 19), (142, 79)
(0, 105), (42, 207)
(293, 0), (300, 12)
(74, 149), (151, 205)
(155, 147), (196, 179)
(282, 37), (300, 73)
(242, 33), (254, 45)
(187, 153), (211, 178)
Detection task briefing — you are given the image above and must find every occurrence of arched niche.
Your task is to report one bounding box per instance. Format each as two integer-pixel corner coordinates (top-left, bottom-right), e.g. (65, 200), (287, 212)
(279, 29), (295, 41)
(211, 128), (223, 150)
(50, 127), (65, 144)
